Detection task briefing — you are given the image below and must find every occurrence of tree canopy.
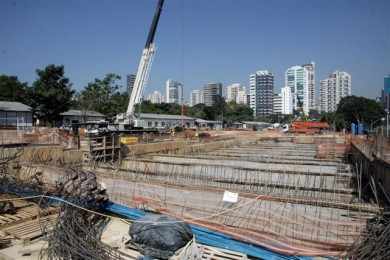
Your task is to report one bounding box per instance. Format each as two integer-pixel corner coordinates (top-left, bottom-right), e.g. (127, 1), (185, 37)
(224, 101), (253, 123)
(76, 74), (128, 119)
(32, 65), (75, 125)
(336, 95), (385, 129)
(135, 101), (182, 115)
(0, 75), (29, 103)
(135, 99), (253, 124)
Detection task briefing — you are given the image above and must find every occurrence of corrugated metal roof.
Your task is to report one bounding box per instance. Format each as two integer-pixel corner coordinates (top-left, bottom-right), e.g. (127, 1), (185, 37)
(60, 109), (105, 117)
(242, 121), (271, 125)
(138, 113), (195, 120)
(0, 101), (31, 112)
(195, 119), (222, 124)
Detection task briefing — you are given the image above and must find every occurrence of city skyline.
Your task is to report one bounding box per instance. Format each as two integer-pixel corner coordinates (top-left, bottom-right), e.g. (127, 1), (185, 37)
(0, 0), (389, 100)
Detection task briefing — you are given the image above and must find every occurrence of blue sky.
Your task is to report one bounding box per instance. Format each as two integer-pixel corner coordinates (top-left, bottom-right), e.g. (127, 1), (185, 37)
(0, 0), (389, 100)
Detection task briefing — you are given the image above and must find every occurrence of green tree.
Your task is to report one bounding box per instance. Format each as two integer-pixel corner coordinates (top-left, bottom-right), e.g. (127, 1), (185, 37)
(224, 101), (253, 124)
(134, 101), (182, 115)
(336, 96), (385, 129)
(188, 103), (207, 119)
(213, 96), (226, 121)
(320, 112), (345, 131)
(131, 98), (253, 124)
(0, 75), (29, 103)
(32, 65), (74, 125)
(77, 74), (125, 119)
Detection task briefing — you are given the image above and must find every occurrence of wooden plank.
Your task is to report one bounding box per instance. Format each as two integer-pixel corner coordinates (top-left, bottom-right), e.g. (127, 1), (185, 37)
(0, 215), (14, 223)
(200, 245), (248, 260)
(0, 204), (58, 230)
(2, 214), (57, 241)
(2, 214), (20, 221)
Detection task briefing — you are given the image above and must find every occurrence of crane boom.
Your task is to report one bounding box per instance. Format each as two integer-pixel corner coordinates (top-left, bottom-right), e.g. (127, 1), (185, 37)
(126, 0), (164, 123)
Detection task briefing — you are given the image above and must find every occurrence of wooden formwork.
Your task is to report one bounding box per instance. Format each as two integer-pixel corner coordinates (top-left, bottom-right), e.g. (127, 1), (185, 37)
(0, 195), (58, 242)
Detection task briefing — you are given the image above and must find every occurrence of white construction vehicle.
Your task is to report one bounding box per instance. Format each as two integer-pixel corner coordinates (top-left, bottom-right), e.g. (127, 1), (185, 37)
(116, 0), (164, 129)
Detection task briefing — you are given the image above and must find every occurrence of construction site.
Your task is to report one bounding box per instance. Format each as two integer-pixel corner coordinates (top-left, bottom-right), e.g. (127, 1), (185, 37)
(0, 126), (389, 259)
(1, 0), (389, 259)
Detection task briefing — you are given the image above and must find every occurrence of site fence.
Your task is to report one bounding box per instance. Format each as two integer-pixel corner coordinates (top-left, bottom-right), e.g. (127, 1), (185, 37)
(0, 127), (78, 148)
(352, 127), (390, 163)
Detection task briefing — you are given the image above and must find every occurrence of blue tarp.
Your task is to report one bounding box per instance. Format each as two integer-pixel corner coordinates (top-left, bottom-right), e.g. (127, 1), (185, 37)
(104, 202), (313, 260)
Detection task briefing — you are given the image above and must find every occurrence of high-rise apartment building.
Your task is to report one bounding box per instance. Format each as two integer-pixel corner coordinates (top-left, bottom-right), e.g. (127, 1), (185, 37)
(165, 79), (183, 104)
(127, 74), (136, 95)
(303, 62), (316, 110)
(285, 65), (310, 114)
(273, 93), (282, 114)
(249, 70), (274, 117)
(281, 86), (293, 115)
(236, 88), (247, 105)
(320, 71), (352, 113)
(226, 84), (247, 104)
(226, 84), (240, 102)
(147, 90), (163, 104)
(203, 83), (223, 106)
(190, 89), (203, 107)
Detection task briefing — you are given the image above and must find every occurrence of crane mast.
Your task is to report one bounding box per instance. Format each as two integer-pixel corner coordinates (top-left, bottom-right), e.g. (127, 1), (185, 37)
(125, 0), (164, 125)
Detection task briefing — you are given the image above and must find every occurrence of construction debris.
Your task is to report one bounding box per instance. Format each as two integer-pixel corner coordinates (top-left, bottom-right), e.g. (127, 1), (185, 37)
(43, 199), (120, 260)
(347, 213), (390, 260)
(40, 169), (117, 260)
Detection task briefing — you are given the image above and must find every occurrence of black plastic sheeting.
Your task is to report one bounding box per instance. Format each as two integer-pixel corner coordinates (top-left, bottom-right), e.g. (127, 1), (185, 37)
(129, 214), (193, 259)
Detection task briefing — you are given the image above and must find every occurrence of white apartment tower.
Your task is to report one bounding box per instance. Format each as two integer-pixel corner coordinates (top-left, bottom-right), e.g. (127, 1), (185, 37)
(226, 83), (246, 104)
(250, 70), (274, 117)
(236, 88), (247, 104)
(281, 86), (293, 115)
(190, 89), (203, 106)
(285, 65), (310, 114)
(302, 62), (316, 110)
(147, 90), (163, 104)
(273, 93), (282, 114)
(320, 71), (351, 112)
(165, 79), (183, 104)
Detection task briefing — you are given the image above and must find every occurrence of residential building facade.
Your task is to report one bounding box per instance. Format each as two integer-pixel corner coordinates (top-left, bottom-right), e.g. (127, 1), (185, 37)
(190, 89), (203, 106)
(203, 83), (223, 106)
(249, 70), (274, 117)
(236, 88), (247, 104)
(285, 65), (310, 114)
(302, 62), (316, 110)
(226, 84), (244, 103)
(165, 79), (183, 104)
(273, 93), (282, 114)
(320, 71), (352, 113)
(127, 74), (136, 96)
(147, 90), (163, 104)
(281, 86), (293, 115)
